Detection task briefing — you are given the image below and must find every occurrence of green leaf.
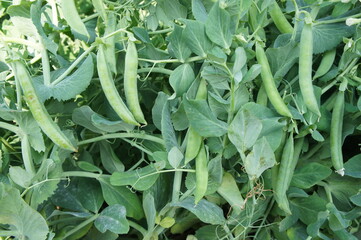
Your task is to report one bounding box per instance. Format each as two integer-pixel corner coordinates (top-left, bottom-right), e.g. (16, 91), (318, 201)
(78, 161), (102, 173)
(191, 0), (208, 22)
(157, 0), (187, 23)
(95, 204), (129, 234)
(291, 163), (332, 189)
(171, 197), (226, 225)
(110, 162), (164, 191)
(51, 180), (88, 212)
(168, 146), (183, 169)
(0, 183), (49, 240)
(183, 98), (227, 137)
(168, 25), (192, 62)
(205, 3), (232, 49)
(217, 172), (244, 215)
(327, 202), (349, 231)
(171, 102), (189, 131)
(350, 193), (361, 207)
(344, 154), (361, 178)
(291, 193), (327, 225)
(99, 178), (144, 220)
(16, 112), (45, 152)
(76, 178), (104, 213)
(60, 0), (89, 37)
(312, 23), (355, 54)
(99, 141), (125, 174)
(181, 19), (212, 57)
(195, 225), (227, 239)
(162, 101), (179, 152)
(242, 64), (261, 83)
(201, 65), (230, 90)
(33, 55), (94, 102)
(306, 211), (328, 237)
(169, 64), (195, 97)
(9, 166), (32, 188)
(228, 108), (263, 153)
(143, 193), (156, 231)
(244, 137), (276, 180)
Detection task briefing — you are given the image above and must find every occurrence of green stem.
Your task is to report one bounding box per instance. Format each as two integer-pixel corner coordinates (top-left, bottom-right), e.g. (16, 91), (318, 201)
(82, 12), (100, 23)
(314, 13), (361, 26)
(129, 220), (147, 236)
(137, 67), (172, 75)
(0, 36), (41, 50)
(15, 73), (22, 110)
(41, 44), (51, 86)
(223, 225), (235, 240)
(0, 231), (19, 237)
(122, 138), (153, 156)
(61, 171), (109, 179)
(317, 181), (333, 203)
(139, 56), (204, 64)
(253, 198), (275, 239)
(78, 133), (165, 146)
(51, 45), (96, 86)
(62, 214), (99, 239)
(21, 135), (35, 175)
(291, 0), (299, 42)
(0, 121), (21, 134)
(102, 28), (128, 39)
(172, 171), (182, 203)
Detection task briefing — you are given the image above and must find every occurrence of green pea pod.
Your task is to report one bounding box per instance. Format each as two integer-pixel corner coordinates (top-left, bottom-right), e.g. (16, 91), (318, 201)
(60, 0), (89, 38)
(103, 12), (117, 74)
(97, 44), (139, 126)
(184, 79), (207, 164)
(124, 40), (147, 125)
(11, 61), (77, 152)
(330, 90), (345, 176)
(255, 42), (292, 118)
(275, 132), (294, 215)
(313, 49), (336, 80)
(256, 84), (268, 106)
(91, 0), (107, 22)
(195, 143), (208, 204)
(299, 22), (321, 116)
(269, 2), (293, 34)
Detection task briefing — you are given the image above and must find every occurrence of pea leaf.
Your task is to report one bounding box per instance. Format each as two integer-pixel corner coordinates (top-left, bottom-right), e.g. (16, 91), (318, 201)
(0, 183), (49, 240)
(291, 162), (332, 189)
(291, 193), (327, 225)
(95, 204), (129, 234)
(171, 197), (226, 225)
(205, 3), (232, 49)
(217, 172), (244, 215)
(181, 19), (212, 57)
(169, 64), (195, 97)
(168, 25), (192, 62)
(183, 98), (227, 137)
(344, 154), (361, 178)
(33, 55), (94, 102)
(99, 178), (144, 220)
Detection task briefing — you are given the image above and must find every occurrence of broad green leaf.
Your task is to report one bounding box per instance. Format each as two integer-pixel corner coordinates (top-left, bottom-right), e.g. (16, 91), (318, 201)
(217, 172), (244, 215)
(16, 112), (45, 152)
(160, 216), (176, 228)
(95, 204), (129, 234)
(0, 183), (49, 240)
(110, 162), (165, 191)
(350, 193), (361, 207)
(332, 228), (358, 240)
(192, 0), (208, 22)
(157, 0), (187, 23)
(279, 207), (300, 232)
(143, 193), (156, 231)
(99, 178), (144, 220)
(152, 92), (169, 130)
(76, 178), (104, 213)
(327, 202), (349, 231)
(168, 25), (192, 62)
(242, 64), (261, 83)
(181, 19), (212, 57)
(312, 23), (355, 54)
(133, 27), (151, 43)
(33, 55), (94, 102)
(307, 211), (328, 237)
(291, 163), (332, 189)
(201, 65), (230, 90)
(169, 64), (195, 97)
(100, 141), (125, 174)
(51, 180), (88, 212)
(144, 173), (173, 211)
(291, 193), (327, 225)
(266, 40), (299, 79)
(244, 137), (276, 180)
(232, 47), (247, 75)
(162, 101), (179, 152)
(171, 102), (189, 131)
(208, 91), (229, 120)
(78, 161), (102, 173)
(83, 227), (118, 240)
(228, 108), (262, 153)
(205, 3), (232, 49)
(168, 146), (183, 169)
(171, 197), (226, 225)
(9, 166), (32, 188)
(195, 225), (227, 240)
(344, 154), (361, 178)
(183, 98), (227, 137)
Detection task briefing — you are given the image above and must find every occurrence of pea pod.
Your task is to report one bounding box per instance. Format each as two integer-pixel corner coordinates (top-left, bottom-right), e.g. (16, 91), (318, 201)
(299, 22), (321, 116)
(60, 0), (89, 37)
(330, 90), (345, 176)
(255, 42), (292, 118)
(11, 61), (77, 152)
(124, 40), (147, 125)
(184, 79), (207, 164)
(195, 142), (208, 204)
(275, 132), (294, 214)
(313, 49), (336, 80)
(269, 2), (293, 34)
(97, 44), (139, 126)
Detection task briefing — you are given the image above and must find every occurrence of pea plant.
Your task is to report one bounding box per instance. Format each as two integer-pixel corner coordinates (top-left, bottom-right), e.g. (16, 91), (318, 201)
(0, 0), (361, 239)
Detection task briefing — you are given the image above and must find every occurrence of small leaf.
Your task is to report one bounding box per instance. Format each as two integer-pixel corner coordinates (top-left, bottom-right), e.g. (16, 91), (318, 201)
(162, 101), (179, 152)
(95, 204), (129, 234)
(291, 163), (332, 189)
(217, 172), (244, 215)
(168, 25), (192, 62)
(181, 19), (212, 57)
(9, 166), (32, 188)
(169, 64), (195, 97)
(344, 154), (361, 178)
(78, 161), (102, 173)
(143, 193), (156, 231)
(171, 197), (226, 225)
(160, 216), (176, 228)
(168, 146), (183, 169)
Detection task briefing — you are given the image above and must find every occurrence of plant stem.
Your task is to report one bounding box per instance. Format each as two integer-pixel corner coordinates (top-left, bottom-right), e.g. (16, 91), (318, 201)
(0, 121), (21, 134)
(21, 135), (35, 175)
(61, 171), (109, 179)
(172, 171), (182, 203)
(253, 198), (275, 239)
(137, 67), (172, 75)
(139, 56), (204, 64)
(122, 138), (153, 156)
(0, 231), (19, 237)
(78, 132), (165, 146)
(0, 36), (41, 50)
(51, 45), (96, 86)
(314, 13), (361, 26)
(129, 220), (147, 236)
(148, 28), (173, 35)
(62, 214), (99, 239)
(41, 44), (51, 86)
